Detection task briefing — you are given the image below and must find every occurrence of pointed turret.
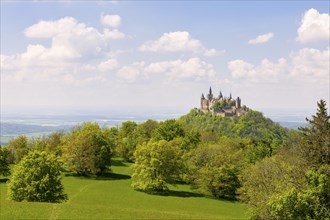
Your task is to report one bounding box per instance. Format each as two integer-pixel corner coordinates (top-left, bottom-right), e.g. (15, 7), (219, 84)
(207, 86), (213, 100)
(201, 93), (205, 99)
(219, 90), (223, 99)
(229, 93), (232, 100)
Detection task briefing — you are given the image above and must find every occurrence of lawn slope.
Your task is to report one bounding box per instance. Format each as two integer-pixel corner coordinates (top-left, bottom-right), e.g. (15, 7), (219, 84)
(1, 158), (247, 219)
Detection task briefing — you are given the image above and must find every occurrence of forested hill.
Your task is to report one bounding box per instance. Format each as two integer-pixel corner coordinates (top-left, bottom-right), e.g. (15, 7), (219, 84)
(178, 109), (289, 145)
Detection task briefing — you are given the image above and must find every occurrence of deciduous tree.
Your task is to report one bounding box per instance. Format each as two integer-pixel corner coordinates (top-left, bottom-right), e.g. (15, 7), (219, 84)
(132, 140), (183, 192)
(8, 151), (67, 202)
(63, 122), (112, 176)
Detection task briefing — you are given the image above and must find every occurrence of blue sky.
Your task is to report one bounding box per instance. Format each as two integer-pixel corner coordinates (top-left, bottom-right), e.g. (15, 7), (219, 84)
(1, 1), (329, 116)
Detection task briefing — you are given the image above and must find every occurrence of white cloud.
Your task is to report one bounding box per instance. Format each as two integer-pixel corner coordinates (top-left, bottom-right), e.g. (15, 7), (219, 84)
(103, 28), (125, 39)
(228, 47), (329, 84)
(297, 8), (330, 43)
(203, 49), (226, 57)
(98, 59), (119, 72)
(1, 15), (129, 87)
(24, 17), (112, 61)
(116, 62), (146, 83)
(228, 58), (286, 82)
(139, 31), (222, 57)
(290, 47), (329, 83)
(248, 32), (274, 44)
(145, 57), (216, 81)
(100, 14), (121, 28)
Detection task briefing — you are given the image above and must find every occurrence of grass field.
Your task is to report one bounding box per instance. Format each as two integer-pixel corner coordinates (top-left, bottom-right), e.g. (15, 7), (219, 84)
(0, 158), (248, 219)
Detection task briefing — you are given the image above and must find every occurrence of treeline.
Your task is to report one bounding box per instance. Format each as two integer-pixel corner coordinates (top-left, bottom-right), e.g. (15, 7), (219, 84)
(0, 100), (329, 219)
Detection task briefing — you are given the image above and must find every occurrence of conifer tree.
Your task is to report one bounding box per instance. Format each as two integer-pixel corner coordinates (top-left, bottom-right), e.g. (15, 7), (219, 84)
(299, 99), (330, 166)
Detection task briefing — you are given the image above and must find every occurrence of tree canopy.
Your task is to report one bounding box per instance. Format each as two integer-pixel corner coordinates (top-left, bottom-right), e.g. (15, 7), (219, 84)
(0, 147), (10, 176)
(132, 140), (183, 192)
(62, 122), (112, 176)
(7, 150), (67, 202)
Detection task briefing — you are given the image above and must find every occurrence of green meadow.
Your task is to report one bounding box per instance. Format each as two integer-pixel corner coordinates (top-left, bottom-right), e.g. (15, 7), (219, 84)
(0, 158), (247, 220)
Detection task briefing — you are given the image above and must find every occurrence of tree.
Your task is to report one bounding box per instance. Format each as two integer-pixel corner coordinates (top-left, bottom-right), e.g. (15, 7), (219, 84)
(116, 121), (138, 161)
(299, 99), (330, 166)
(0, 147), (10, 176)
(238, 100), (330, 219)
(153, 119), (185, 141)
(131, 140), (183, 192)
(268, 165), (330, 220)
(189, 140), (243, 199)
(62, 122), (112, 176)
(7, 151), (67, 202)
(213, 101), (224, 110)
(6, 135), (29, 163)
(28, 131), (65, 157)
(238, 154), (306, 219)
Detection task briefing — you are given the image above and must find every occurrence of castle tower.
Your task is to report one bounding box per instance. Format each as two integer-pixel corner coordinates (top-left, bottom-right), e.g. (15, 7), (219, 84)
(229, 92), (232, 100)
(236, 97), (241, 108)
(201, 93), (208, 110)
(219, 90), (223, 99)
(207, 86), (213, 100)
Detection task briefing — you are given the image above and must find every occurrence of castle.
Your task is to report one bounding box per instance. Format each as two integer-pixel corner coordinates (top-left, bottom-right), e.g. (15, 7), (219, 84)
(198, 87), (247, 117)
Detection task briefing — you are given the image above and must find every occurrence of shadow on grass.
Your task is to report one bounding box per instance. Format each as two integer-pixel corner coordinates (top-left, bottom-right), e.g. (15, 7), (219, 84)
(95, 172), (131, 180)
(0, 178), (9, 183)
(64, 172), (131, 181)
(111, 159), (128, 167)
(149, 190), (204, 198)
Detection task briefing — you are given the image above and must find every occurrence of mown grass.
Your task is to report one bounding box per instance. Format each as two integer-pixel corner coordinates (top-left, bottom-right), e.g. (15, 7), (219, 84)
(0, 158), (248, 219)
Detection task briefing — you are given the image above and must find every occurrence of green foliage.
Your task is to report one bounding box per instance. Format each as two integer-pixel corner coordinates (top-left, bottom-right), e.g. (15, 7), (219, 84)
(0, 147), (10, 176)
(299, 99), (330, 166)
(153, 119), (185, 141)
(238, 100), (330, 220)
(116, 121), (138, 162)
(179, 110), (288, 149)
(136, 119), (159, 140)
(62, 122), (112, 176)
(189, 139), (243, 199)
(268, 165), (330, 220)
(29, 131), (65, 157)
(238, 154), (306, 219)
(7, 151), (67, 202)
(180, 129), (201, 150)
(213, 101), (224, 110)
(6, 135), (29, 163)
(132, 140), (183, 192)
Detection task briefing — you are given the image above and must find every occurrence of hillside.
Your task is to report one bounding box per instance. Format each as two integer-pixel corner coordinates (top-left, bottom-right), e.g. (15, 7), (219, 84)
(179, 109), (289, 144)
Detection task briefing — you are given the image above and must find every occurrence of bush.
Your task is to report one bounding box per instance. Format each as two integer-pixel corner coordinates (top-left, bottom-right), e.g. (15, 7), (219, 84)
(8, 151), (67, 202)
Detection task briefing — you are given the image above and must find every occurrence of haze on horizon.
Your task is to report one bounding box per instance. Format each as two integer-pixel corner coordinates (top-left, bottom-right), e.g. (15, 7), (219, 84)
(1, 1), (329, 117)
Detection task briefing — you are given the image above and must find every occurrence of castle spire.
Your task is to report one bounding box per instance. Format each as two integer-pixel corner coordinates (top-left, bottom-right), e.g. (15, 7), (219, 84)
(201, 93), (205, 99)
(219, 90), (223, 98)
(229, 92), (232, 99)
(207, 87), (213, 100)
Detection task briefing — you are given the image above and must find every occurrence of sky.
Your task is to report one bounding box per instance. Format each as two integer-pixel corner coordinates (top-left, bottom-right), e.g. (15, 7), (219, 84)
(1, 1), (329, 116)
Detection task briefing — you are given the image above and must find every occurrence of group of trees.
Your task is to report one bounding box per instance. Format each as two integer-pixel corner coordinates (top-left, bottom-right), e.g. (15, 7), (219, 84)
(1, 100), (328, 219)
(238, 100), (330, 219)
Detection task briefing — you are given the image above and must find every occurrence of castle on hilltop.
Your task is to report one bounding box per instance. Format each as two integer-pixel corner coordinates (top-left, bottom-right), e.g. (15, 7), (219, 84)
(198, 87), (248, 117)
